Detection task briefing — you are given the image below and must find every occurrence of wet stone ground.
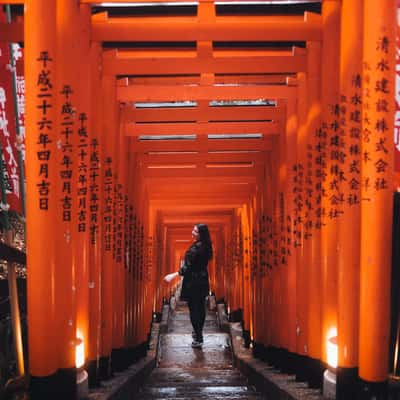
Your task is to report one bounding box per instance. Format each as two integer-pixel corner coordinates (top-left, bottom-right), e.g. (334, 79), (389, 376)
(135, 301), (265, 399)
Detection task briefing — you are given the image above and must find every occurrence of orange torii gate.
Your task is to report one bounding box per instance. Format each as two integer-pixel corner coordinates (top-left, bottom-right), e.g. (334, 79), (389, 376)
(0, 0), (397, 399)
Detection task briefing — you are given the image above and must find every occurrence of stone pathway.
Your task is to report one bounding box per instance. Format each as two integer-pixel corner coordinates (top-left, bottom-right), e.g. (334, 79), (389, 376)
(136, 301), (265, 399)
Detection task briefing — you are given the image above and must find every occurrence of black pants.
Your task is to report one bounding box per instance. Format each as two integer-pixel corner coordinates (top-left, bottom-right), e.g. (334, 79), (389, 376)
(187, 294), (206, 341)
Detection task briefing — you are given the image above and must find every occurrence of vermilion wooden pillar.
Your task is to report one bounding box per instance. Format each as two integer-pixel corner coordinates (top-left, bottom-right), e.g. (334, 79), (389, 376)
(138, 199), (146, 347)
(137, 200), (143, 345)
(252, 177), (264, 353)
(160, 225), (168, 312)
(359, 0), (396, 393)
(111, 96), (125, 371)
(272, 139), (282, 355)
(275, 103), (288, 359)
(122, 153), (129, 356)
(263, 160), (274, 349)
(127, 150), (136, 346)
(305, 41), (323, 385)
(235, 215), (241, 316)
(209, 230), (217, 293)
(295, 72), (309, 376)
(143, 209), (154, 347)
(134, 184), (142, 345)
(241, 204), (252, 343)
(336, 0), (363, 396)
(25, 0), (58, 396)
(233, 216), (239, 315)
(74, 4), (91, 381)
(147, 206), (157, 337)
(232, 213), (240, 314)
(285, 95), (298, 364)
(230, 215), (236, 315)
(263, 150), (273, 351)
(275, 141), (283, 354)
(138, 208), (146, 344)
(320, 0), (341, 367)
(99, 75), (117, 379)
(252, 198), (259, 345)
(87, 41), (103, 386)
(222, 225), (230, 312)
(248, 203), (255, 345)
(132, 167), (140, 345)
(125, 146), (136, 352)
(125, 141), (134, 356)
(213, 228), (220, 297)
(224, 223), (231, 311)
(251, 195), (260, 347)
(138, 168), (146, 341)
(224, 224), (232, 316)
(54, 1), (82, 395)
(153, 212), (159, 314)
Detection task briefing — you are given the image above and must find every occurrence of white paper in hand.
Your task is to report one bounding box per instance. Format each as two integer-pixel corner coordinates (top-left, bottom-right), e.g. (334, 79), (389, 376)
(164, 272), (178, 283)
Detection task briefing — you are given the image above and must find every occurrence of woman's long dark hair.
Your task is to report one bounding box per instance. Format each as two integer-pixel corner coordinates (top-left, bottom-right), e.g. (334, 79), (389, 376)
(196, 223), (213, 260)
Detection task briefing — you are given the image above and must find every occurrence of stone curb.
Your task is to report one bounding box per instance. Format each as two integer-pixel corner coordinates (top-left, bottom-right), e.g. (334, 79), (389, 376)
(87, 356), (156, 400)
(160, 304), (170, 335)
(217, 306), (323, 400)
(88, 305), (170, 400)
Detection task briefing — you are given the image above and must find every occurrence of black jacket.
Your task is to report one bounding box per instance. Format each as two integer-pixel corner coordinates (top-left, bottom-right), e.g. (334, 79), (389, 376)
(179, 241), (210, 300)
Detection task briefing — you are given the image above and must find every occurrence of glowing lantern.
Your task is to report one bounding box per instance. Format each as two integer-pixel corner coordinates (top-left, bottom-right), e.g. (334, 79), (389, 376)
(75, 329), (85, 369)
(327, 333), (338, 369)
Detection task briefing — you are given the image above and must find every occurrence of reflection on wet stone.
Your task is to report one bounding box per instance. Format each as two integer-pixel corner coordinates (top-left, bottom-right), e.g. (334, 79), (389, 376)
(136, 300), (265, 399)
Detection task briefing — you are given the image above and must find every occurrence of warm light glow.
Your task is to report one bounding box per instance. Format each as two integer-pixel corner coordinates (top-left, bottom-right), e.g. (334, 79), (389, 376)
(76, 329), (85, 369)
(326, 327), (338, 369)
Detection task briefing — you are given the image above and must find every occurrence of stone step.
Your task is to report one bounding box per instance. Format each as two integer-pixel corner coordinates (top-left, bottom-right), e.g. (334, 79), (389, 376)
(146, 367), (247, 386)
(136, 394), (265, 400)
(160, 333), (231, 348)
(168, 319), (220, 333)
(139, 384), (262, 395)
(136, 301), (265, 399)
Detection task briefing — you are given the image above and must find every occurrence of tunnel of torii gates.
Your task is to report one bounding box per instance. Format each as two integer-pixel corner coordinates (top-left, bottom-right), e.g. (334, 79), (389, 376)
(0, 0), (399, 398)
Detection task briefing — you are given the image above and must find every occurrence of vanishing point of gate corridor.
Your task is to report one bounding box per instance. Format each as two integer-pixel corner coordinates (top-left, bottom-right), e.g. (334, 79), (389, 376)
(2, 1), (400, 400)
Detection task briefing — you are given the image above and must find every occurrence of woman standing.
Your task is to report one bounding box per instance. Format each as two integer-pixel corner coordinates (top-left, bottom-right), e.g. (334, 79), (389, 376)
(165, 224), (213, 348)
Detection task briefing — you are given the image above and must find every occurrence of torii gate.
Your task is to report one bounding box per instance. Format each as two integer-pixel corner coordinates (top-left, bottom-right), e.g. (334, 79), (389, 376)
(0, 1), (396, 399)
